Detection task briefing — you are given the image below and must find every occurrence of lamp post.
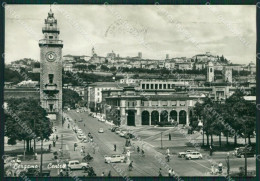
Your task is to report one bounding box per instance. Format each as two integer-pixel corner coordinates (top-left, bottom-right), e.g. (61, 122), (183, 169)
(161, 132), (163, 149)
(65, 159), (69, 176)
(226, 152), (230, 176)
(245, 147), (247, 177)
(40, 137), (43, 176)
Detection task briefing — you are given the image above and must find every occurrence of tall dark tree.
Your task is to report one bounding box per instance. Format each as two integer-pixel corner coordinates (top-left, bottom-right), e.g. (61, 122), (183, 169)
(62, 88), (82, 109)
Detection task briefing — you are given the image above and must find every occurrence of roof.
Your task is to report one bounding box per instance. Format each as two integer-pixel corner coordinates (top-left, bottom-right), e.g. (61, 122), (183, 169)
(142, 94), (190, 101)
(243, 96), (256, 101)
(89, 82), (128, 88)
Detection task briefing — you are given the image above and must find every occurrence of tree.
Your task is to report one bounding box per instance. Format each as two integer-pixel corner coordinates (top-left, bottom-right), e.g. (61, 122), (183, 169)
(63, 88), (82, 109)
(5, 98), (53, 153)
(225, 89), (256, 146)
(109, 67), (117, 72)
(101, 65), (109, 71)
(88, 64), (97, 70)
(4, 68), (24, 84)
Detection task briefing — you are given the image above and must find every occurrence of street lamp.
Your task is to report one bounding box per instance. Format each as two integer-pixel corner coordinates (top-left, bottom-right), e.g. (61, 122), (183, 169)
(65, 159), (69, 176)
(226, 152), (230, 176)
(40, 136), (43, 176)
(161, 132), (163, 149)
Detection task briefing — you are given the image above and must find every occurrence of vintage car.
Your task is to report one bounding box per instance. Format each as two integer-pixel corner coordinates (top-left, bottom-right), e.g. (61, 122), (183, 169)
(67, 160), (88, 170)
(185, 152), (203, 160)
(104, 155), (126, 163)
(178, 150), (195, 158)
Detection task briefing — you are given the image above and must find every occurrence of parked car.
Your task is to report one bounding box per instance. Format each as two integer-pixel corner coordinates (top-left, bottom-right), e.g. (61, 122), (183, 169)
(111, 127), (119, 132)
(98, 128), (104, 133)
(67, 160), (88, 170)
(4, 156), (21, 165)
(78, 118), (83, 122)
(115, 129), (121, 134)
(185, 152), (203, 160)
(119, 131), (127, 137)
(104, 155), (125, 163)
(236, 146), (256, 158)
(178, 150), (196, 158)
(77, 129), (82, 133)
(233, 147), (244, 156)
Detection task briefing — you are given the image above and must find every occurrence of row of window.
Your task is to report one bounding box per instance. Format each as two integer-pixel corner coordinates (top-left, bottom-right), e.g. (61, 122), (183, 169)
(141, 84), (177, 89)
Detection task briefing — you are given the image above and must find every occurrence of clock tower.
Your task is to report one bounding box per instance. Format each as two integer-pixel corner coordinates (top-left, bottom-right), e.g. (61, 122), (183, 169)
(39, 8), (63, 123)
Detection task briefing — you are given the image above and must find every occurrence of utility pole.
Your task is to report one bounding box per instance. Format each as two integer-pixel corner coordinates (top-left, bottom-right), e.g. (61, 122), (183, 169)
(226, 152), (230, 177)
(40, 138), (43, 176)
(245, 148), (247, 176)
(161, 132), (163, 149)
(61, 134), (63, 158)
(34, 119), (36, 154)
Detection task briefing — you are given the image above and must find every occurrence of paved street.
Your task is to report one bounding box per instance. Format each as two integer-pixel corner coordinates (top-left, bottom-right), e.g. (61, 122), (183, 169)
(4, 109), (255, 177)
(64, 110), (256, 177)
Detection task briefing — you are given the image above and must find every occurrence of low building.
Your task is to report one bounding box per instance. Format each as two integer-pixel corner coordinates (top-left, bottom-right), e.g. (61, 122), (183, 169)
(104, 87), (199, 126)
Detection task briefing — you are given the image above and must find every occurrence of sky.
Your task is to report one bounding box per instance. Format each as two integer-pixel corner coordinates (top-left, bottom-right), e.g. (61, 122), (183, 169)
(5, 4), (256, 64)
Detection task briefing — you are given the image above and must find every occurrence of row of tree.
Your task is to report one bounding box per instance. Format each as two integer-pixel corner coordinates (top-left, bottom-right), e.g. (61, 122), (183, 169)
(5, 98), (53, 153)
(191, 90), (256, 147)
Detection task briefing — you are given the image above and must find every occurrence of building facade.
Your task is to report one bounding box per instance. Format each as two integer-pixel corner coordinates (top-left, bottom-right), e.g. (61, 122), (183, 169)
(105, 87), (198, 126)
(39, 9), (63, 122)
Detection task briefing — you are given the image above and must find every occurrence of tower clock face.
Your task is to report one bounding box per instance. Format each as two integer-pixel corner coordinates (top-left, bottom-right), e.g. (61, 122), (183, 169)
(45, 51), (57, 62)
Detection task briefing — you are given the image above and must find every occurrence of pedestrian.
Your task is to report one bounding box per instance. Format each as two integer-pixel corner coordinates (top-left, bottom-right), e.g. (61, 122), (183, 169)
(218, 162), (223, 174)
(56, 135), (59, 141)
(158, 168), (162, 177)
(93, 147), (95, 154)
(59, 169), (63, 176)
(168, 168), (171, 177)
(137, 146), (140, 153)
(171, 169), (175, 177)
(108, 170), (111, 177)
(84, 123), (85, 127)
(68, 124), (70, 129)
(49, 144), (52, 151)
(80, 148), (83, 155)
(101, 172), (104, 176)
(166, 154), (170, 162)
(53, 140), (56, 147)
(211, 164), (215, 175)
(34, 152), (37, 160)
(114, 144), (116, 151)
(210, 145), (213, 156)
(169, 133), (171, 141)
(74, 143), (77, 151)
(166, 148), (170, 155)
(55, 127), (57, 132)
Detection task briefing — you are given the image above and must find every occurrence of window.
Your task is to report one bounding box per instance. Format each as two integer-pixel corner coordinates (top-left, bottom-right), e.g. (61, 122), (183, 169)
(49, 104), (53, 111)
(155, 84), (158, 89)
(163, 84), (166, 89)
(128, 102), (130, 107)
(50, 23), (53, 26)
(151, 84), (154, 89)
(48, 74), (54, 84)
(159, 84), (162, 89)
(49, 36), (53, 39)
(142, 84), (145, 89)
(132, 102), (135, 107)
(210, 68), (212, 72)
